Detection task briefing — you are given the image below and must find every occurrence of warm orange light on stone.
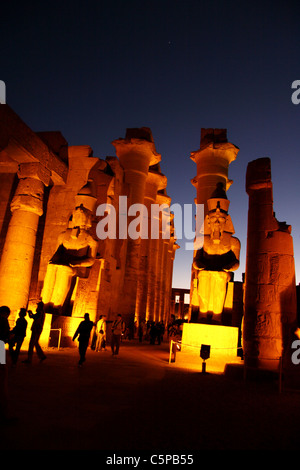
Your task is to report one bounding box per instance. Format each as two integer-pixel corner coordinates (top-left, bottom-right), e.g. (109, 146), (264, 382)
(41, 182), (98, 314)
(112, 128), (164, 326)
(178, 323), (240, 372)
(244, 157), (297, 370)
(0, 108), (178, 346)
(0, 163), (50, 317)
(190, 129), (240, 324)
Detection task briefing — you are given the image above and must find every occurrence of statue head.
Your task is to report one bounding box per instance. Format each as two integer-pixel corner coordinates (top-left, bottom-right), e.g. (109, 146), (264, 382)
(204, 182), (235, 243)
(68, 180), (97, 234)
(207, 207), (227, 244)
(70, 205), (93, 230)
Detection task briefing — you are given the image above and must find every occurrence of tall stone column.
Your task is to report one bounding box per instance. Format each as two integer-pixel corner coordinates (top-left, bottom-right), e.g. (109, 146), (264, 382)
(135, 167), (167, 324)
(112, 128), (160, 326)
(244, 158), (297, 370)
(163, 227), (178, 325)
(0, 162), (51, 316)
(190, 128), (239, 214)
(155, 192), (171, 322)
(146, 230), (160, 322)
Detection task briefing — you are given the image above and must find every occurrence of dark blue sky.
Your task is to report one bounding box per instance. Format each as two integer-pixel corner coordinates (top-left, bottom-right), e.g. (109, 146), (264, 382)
(2, 0), (300, 288)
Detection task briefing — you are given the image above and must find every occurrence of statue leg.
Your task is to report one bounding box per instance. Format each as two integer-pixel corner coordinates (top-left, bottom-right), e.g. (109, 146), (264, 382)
(41, 264), (58, 304)
(48, 265), (74, 308)
(211, 271), (231, 316)
(197, 270), (211, 315)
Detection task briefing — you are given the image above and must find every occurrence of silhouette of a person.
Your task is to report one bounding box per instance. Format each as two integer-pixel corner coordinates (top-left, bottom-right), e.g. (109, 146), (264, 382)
(23, 302), (46, 363)
(72, 313), (94, 365)
(111, 314), (125, 355)
(9, 308), (28, 364)
(0, 306), (11, 422)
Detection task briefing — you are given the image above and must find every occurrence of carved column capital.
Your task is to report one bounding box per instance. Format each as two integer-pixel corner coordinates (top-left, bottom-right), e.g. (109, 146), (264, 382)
(10, 163), (51, 216)
(17, 162), (51, 186)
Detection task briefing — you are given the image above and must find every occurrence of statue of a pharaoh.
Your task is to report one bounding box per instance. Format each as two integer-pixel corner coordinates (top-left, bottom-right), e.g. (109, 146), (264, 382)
(41, 183), (98, 313)
(193, 183), (240, 322)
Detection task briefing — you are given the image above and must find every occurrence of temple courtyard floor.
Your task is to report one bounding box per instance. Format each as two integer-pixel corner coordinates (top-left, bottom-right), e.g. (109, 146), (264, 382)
(1, 339), (300, 453)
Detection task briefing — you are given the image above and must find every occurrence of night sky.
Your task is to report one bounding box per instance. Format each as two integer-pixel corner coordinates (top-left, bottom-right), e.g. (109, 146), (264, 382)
(1, 0), (300, 288)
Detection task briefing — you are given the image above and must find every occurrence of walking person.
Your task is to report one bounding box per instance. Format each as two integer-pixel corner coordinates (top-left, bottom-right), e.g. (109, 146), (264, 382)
(72, 313), (94, 365)
(96, 315), (107, 351)
(9, 308), (28, 365)
(23, 301), (46, 364)
(111, 314), (125, 356)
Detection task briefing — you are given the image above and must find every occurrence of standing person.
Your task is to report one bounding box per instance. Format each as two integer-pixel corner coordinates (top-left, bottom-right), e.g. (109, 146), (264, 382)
(23, 301), (46, 364)
(72, 313), (94, 365)
(149, 322), (157, 345)
(111, 314), (125, 356)
(138, 320), (145, 342)
(96, 315), (107, 351)
(0, 306), (11, 422)
(9, 308), (28, 365)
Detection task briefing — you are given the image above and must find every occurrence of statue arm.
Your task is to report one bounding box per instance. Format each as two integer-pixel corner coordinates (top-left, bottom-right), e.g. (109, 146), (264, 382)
(223, 238), (240, 272)
(193, 248), (207, 271)
(48, 232), (68, 264)
(69, 238), (98, 268)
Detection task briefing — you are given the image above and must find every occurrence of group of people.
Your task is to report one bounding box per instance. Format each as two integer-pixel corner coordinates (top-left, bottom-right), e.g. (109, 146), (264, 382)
(1, 301), (168, 369)
(0, 302), (47, 366)
(72, 313), (126, 365)
(138, 320), (165, 345)
(0, 303), (172, 422)
(0, 302), (47, 423)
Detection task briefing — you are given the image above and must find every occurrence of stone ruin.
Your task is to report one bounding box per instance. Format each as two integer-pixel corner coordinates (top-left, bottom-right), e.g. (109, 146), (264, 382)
(0, 105), (178, 347)
(0, 105), (298, 372)
(188, 129), (298, 374)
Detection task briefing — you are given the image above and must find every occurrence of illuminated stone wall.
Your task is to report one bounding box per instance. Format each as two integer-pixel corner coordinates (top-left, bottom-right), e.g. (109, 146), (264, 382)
(0, 106), (177, 346)
(244, 157), (297, 370)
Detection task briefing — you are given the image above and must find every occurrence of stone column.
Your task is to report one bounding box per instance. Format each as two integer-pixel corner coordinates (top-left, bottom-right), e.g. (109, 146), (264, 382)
(244, 158), (297, 370)
(155, 193), (171, 322)
(0, 162), (51, 316)
(135, 167), (167, 325)
(163, 230), (178, 325)
(112, 128), (160, 327)
(190, 128), (239, 214)
(146, 231), (159, 322)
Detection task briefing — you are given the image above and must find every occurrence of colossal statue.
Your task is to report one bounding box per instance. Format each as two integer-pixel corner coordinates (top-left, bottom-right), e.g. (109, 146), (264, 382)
(41, 182), (98, 313)
(193, 183), (240, 322)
